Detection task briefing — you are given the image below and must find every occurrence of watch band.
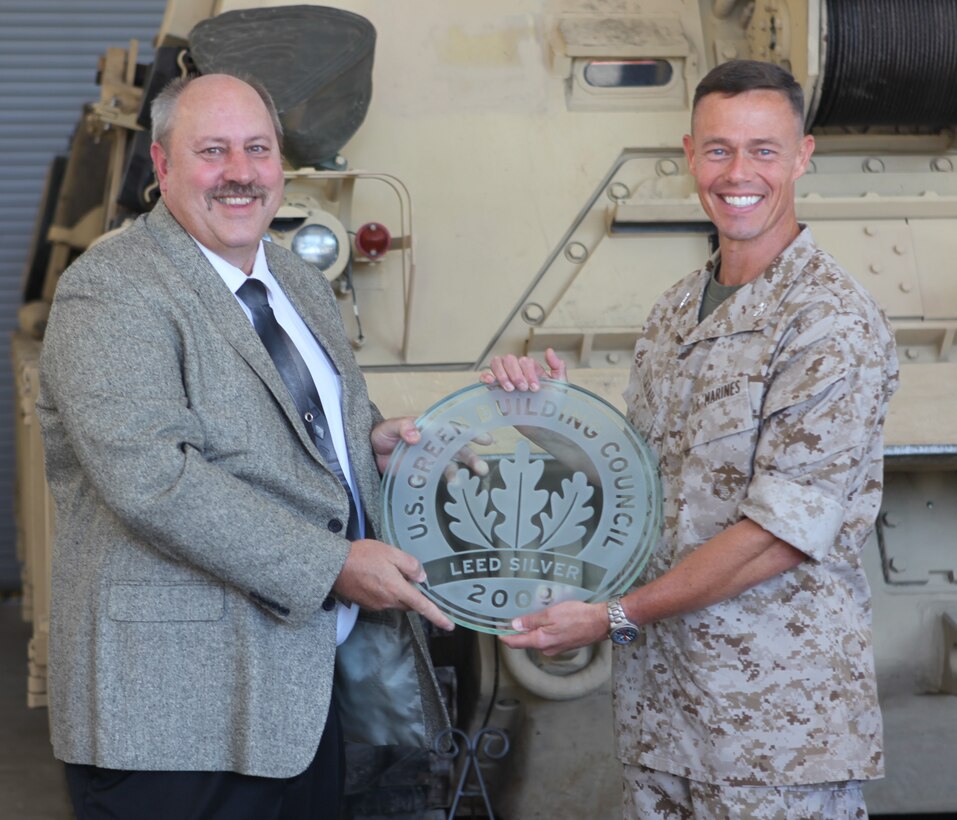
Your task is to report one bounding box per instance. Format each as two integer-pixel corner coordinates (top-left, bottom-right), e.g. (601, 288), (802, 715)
(607, 594), (640, 645)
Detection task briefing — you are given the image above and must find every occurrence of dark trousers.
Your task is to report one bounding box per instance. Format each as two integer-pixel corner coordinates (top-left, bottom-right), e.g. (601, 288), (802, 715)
(64, 703), (343, 820)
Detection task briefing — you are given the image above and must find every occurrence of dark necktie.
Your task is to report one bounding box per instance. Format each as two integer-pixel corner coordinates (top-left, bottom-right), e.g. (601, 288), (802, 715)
(237, 278), (359, 539)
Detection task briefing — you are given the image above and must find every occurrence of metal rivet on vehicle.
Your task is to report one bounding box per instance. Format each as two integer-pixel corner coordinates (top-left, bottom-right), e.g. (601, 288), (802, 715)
(521, 302), (546, 326)
(608, 181), (631, 201)
(656, 159), (680, 177)
(564, 242), (588, 263)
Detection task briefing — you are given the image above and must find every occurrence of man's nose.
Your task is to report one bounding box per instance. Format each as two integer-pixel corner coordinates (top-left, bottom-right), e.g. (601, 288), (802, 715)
(224, 150), (255, 183)
(724, 151), (753, 182)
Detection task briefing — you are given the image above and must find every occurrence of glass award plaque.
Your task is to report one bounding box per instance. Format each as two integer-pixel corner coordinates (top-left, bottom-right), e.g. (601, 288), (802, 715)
(381, 380), (662, 634)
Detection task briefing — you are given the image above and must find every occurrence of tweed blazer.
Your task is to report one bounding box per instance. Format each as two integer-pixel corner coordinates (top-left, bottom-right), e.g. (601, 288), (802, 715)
(36, 201), (445, 778)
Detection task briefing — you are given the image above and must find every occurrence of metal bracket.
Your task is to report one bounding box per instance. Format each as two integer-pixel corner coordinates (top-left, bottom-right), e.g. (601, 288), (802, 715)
(434, 727), (510, 819)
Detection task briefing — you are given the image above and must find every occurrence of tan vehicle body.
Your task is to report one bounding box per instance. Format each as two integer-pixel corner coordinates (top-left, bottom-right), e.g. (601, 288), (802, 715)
(14, 1), (957, 816)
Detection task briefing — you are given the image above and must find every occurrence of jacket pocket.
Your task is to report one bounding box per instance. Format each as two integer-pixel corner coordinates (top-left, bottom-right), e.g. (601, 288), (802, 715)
(108, 581), (225, 622)
(684, 383), (755, 450)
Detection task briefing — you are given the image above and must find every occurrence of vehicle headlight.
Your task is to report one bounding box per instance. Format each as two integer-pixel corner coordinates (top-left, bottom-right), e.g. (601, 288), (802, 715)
(269, 193), (350, 281)
(292, 224), (340, 272)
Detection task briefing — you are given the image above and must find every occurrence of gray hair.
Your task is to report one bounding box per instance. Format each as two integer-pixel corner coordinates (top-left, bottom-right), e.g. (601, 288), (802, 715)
(150, 74), (284, 152)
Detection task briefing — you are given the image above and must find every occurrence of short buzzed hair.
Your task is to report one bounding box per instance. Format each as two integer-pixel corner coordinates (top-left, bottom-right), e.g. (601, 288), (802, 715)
(150, 74), (284, 153)
(692, 60), (805, 128)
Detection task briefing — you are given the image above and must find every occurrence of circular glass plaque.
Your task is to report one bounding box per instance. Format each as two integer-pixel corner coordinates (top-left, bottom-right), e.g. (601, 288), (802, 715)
(381, 380), (662, 634)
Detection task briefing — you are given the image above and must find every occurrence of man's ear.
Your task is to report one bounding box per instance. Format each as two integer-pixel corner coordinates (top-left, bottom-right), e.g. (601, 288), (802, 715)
(150, 141), (170, 192)
(794, 133), (815, 179)
(682, 133), (696, 176)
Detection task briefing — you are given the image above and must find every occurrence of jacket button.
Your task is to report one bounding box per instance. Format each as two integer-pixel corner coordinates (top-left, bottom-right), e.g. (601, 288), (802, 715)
(327, 518), (343, 533)
(322, 596), (336, 612)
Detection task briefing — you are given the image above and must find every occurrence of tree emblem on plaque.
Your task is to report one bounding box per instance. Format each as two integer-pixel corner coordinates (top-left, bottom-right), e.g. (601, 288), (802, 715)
(445, 441), (593, 554)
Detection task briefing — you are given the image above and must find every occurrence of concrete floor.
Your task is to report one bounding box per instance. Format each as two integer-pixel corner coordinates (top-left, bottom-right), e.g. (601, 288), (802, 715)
(0, 598), (72, 820)
(4, 592), (953, 820)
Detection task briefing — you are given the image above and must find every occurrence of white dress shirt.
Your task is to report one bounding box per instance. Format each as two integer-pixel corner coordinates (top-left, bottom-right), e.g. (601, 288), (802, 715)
(198, 240), (359, 644)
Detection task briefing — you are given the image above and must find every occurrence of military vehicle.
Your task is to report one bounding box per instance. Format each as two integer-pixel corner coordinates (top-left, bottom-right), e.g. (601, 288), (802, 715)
(14, 0), (957, 816)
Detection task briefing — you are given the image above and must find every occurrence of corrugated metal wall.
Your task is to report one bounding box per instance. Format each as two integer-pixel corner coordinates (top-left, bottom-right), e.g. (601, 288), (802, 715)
(0, 0), (167, 589)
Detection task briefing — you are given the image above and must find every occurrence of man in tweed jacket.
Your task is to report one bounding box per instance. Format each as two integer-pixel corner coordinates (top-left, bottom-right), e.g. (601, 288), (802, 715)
(37, 74), (451, 820)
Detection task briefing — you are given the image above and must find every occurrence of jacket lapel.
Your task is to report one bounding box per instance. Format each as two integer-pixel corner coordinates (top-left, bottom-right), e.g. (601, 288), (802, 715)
(265, 245), (374, 489)
(143, 202), (324, 461)
(265, 246), (351, 379)
(270, 253), (384, 529)
(144, 201), (376, 507)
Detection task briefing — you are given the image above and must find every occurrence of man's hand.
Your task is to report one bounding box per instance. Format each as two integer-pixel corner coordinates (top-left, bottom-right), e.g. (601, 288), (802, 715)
(481, 347), (567, 392)
(371, 416), (420, 473)
(479, 347), (589, 476)
(333, 539), (455, 631)
(499, 600), (607, 655)
(371, 415), (490, 478)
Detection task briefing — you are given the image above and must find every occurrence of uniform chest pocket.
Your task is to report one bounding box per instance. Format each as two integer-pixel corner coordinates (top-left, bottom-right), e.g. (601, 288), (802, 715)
(684, 383), (756, 450)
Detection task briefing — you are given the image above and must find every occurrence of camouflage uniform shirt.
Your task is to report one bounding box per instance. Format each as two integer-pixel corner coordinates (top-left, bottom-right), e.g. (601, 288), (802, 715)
(615, 227), (898, 786)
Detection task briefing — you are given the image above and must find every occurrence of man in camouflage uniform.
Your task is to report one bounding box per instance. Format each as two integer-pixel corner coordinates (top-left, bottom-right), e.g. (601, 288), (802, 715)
(487, 60), (898, 818)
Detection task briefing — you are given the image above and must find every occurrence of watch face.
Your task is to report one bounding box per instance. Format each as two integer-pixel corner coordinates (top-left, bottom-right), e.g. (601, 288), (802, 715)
(611, 626), (638, 645)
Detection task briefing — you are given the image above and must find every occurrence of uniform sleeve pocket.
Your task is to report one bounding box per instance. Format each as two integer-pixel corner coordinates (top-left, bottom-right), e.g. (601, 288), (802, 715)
(685, 386), (755, 450)
(108, 581), (225, 622)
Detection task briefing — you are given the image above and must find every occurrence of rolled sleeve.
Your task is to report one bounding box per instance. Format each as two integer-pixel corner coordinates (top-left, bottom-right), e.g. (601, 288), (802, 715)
(740, 473), (845, 560)
(742, 309), (889, 561)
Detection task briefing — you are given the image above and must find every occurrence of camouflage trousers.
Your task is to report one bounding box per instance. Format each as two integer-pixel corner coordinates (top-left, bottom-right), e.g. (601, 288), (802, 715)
(622, 764), (868, 819)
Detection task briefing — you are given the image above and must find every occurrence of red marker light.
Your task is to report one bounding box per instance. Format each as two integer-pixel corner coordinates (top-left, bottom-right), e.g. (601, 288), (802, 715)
(355, 222), (391, 259)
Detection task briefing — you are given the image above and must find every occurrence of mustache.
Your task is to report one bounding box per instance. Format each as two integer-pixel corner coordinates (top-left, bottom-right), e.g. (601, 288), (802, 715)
(204, 183), (270, 208)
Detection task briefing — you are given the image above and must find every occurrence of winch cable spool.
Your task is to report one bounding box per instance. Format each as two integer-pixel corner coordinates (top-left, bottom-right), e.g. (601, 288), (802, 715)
(812, 0), (957, 129)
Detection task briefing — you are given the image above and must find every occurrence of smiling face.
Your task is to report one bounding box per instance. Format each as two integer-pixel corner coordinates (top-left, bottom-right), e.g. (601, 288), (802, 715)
(682, 89), (814, 279)
(150, 75), (284, 274)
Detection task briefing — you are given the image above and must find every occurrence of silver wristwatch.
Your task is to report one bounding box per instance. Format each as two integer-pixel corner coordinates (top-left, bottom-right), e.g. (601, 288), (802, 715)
(607, 594), (639, 645)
